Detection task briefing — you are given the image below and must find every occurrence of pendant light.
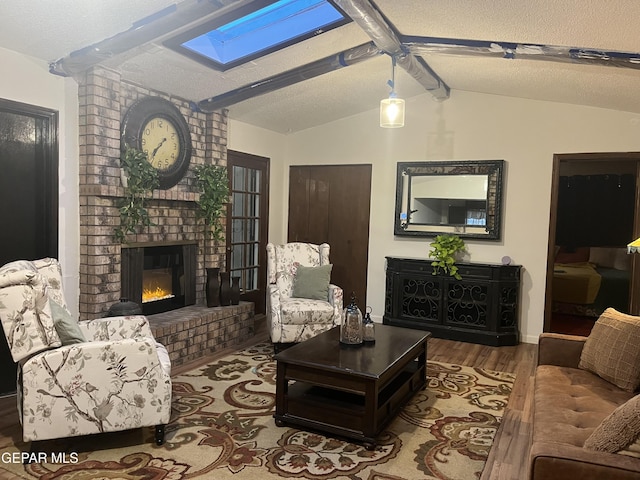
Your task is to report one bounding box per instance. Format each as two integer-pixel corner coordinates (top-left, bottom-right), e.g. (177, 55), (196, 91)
(380, 55), (405, 128)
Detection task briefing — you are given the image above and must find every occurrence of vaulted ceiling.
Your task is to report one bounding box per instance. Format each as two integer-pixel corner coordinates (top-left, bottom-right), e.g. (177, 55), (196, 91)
(2, 0), (640, 133)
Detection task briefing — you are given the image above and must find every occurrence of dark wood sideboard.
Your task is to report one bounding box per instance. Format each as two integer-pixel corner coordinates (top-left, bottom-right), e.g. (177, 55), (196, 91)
(383, 257), (521, 346)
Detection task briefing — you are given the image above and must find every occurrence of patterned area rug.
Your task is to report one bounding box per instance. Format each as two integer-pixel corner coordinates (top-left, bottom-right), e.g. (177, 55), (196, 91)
(0, 342), (515, 480)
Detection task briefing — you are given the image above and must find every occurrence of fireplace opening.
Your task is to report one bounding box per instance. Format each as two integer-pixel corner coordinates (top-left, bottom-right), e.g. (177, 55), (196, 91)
(121, 243), (197, 316)
(141, 245), (185, 315)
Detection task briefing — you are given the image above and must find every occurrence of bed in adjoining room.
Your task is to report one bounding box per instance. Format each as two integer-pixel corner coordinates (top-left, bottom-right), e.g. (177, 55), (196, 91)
(552, 246), (630, 317)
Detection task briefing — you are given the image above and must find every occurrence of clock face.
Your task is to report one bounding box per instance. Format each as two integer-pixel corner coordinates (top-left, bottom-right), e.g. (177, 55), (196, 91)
(141, 117), (181, 172)
(121, 97), (193, 189)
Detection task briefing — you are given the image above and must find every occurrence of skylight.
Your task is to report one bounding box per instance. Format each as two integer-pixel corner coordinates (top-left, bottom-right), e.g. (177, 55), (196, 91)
(166, 0), (348, 71)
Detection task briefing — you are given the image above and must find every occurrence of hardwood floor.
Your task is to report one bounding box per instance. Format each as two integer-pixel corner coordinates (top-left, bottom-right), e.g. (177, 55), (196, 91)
(429, 337), (537, 480)
(0, 333), (537, 480)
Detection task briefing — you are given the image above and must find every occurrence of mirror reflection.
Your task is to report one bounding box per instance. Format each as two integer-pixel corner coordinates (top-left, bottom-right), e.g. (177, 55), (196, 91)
(395, 160), (504, 240)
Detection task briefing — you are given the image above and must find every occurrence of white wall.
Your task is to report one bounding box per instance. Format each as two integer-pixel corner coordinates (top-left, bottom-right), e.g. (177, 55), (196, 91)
(282, 90), (640, 343)
(227, 120), (288, 245)
(6, 41), (640, 342)
(0, 47), (80, 319)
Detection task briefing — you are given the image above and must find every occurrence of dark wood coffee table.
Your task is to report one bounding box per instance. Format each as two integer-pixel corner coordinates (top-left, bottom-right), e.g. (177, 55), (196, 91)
(274, 324), (430, 448)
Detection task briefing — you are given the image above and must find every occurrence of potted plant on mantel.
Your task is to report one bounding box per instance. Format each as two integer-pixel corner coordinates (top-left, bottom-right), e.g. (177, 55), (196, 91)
(428, 234), (466, 280)
(114, 147), (159, 243)
(194, 163), (231, 307)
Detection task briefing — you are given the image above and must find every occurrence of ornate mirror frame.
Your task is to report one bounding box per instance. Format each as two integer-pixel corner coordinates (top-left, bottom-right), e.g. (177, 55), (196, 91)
(394, 160), (504, 240)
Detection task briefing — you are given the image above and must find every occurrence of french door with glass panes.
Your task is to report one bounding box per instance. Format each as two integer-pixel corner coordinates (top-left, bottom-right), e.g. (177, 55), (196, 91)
(226, 151), (269, 314)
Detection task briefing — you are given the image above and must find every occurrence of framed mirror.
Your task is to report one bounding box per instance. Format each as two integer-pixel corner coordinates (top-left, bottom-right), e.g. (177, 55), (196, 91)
(394, 160), (504, 240)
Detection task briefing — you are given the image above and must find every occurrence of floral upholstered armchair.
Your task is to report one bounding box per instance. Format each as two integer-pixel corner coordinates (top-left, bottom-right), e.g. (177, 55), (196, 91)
(266, 243), (343, 351)
(0, 258), (172, 445)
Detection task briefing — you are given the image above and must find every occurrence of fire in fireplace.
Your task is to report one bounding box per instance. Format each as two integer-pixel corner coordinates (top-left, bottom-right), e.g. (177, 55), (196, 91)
(121, 243), (197, 315)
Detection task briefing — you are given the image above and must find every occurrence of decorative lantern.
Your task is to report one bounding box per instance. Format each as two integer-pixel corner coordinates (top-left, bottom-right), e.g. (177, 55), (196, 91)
(363, 307), (375, 343)
(340, 292), (363, 345)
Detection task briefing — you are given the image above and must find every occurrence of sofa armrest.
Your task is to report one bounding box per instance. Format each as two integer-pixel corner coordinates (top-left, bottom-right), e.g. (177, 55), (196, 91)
(537, 333), (587, 368)
(530, 441), (640, 480)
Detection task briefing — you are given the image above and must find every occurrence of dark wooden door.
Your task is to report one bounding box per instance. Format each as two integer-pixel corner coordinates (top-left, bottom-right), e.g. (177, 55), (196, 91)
(0, 98), (58, 395)
(226, 151), (270, 314)
(288, 165), (372, 309)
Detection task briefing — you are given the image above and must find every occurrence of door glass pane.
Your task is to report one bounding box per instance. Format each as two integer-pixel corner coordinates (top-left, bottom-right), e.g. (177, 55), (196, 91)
(232, 219), (244, 243)
(232, 245), (244, 270)
(247, 267), (256, 290)
(249, 169), (260, 192)
(232, 191), (245, 216)
(249, 219), (258, 240)
(249, 193), (259, 217)
(233, 165), (245, 190)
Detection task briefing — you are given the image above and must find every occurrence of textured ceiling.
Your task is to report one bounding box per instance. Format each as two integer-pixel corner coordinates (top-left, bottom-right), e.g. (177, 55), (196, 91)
(2, 0), (640, 133)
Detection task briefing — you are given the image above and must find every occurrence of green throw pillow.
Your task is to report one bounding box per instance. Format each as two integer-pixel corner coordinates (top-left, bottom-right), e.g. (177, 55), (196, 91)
(50, 300), (86, 345)
(292, 264), (332, 301)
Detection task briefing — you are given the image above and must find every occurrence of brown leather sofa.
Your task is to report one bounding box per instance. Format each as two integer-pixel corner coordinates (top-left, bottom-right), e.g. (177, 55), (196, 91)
(529, 333), (640, 480)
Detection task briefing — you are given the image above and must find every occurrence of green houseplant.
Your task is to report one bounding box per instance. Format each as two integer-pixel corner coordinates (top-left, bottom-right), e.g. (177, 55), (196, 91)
(194, 163), (230, 241)
(428, 234), (466, 280)
(114, 147), (159, 243)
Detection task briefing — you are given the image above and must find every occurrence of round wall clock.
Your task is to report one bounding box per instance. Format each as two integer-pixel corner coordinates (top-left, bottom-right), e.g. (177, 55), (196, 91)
(121, 96), (192, 189)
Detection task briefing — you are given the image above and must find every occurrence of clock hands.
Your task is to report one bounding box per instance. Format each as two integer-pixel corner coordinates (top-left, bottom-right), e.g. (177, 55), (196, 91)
(151, 138), (167, 159)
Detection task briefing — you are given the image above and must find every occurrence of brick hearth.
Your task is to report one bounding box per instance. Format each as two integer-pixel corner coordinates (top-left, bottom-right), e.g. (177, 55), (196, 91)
(149, 303), (255, 367)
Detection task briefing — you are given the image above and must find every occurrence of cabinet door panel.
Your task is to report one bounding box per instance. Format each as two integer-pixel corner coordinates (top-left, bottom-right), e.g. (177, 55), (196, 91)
(398, 274), (442, 323)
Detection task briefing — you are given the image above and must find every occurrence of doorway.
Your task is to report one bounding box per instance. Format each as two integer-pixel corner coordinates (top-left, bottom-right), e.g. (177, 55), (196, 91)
(226, 150), (270, 314)
(545, 153), (640, 335)
(288, 164), (372, 308)
(0, 98), (59, 395)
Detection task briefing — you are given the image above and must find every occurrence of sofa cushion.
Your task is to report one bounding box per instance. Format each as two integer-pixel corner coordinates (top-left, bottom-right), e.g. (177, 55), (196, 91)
(584, 394), (640, 453)
(292, 264), (332, 300)
(579, 308), (640, 392)
(534, 365), (634, 448)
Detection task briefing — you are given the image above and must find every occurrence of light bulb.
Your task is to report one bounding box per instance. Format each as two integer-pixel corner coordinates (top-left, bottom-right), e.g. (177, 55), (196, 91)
(380, 97), (405, 128)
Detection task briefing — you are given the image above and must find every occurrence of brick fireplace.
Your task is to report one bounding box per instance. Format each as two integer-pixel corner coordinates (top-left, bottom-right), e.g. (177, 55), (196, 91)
(77, 66), (254, 365)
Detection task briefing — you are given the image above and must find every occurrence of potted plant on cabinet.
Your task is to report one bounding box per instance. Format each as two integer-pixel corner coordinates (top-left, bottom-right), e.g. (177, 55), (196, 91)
(194, 163), (230, 307)
(114, 147), (159, 243)
(428, 234), (466, 280)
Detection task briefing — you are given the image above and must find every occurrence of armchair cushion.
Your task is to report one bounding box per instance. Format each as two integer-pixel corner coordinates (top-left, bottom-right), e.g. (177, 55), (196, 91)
(578, 308), (640, 392)
(292, 264), (332, 300)
(50, 300), (85, 345)
(280, 298), (336, 325)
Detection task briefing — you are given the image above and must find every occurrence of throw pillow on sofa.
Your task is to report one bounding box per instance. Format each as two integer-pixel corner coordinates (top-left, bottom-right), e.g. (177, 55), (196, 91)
(578, 308), (640, 392)
(584, 394), (640, 453)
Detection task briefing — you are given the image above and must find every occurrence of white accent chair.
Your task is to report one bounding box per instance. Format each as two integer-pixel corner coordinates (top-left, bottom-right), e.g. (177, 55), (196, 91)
(0, 258), (172, 444)
(266, 242), (343, 352)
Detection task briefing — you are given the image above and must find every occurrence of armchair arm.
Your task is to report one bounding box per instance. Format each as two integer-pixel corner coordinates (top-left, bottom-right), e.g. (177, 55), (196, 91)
(20, 336), (171, 441)
(267, 284), (284, 343)
(328, 284), (343, 326)
(78, 315), (154, 342)
(537, 332), (587, 368)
